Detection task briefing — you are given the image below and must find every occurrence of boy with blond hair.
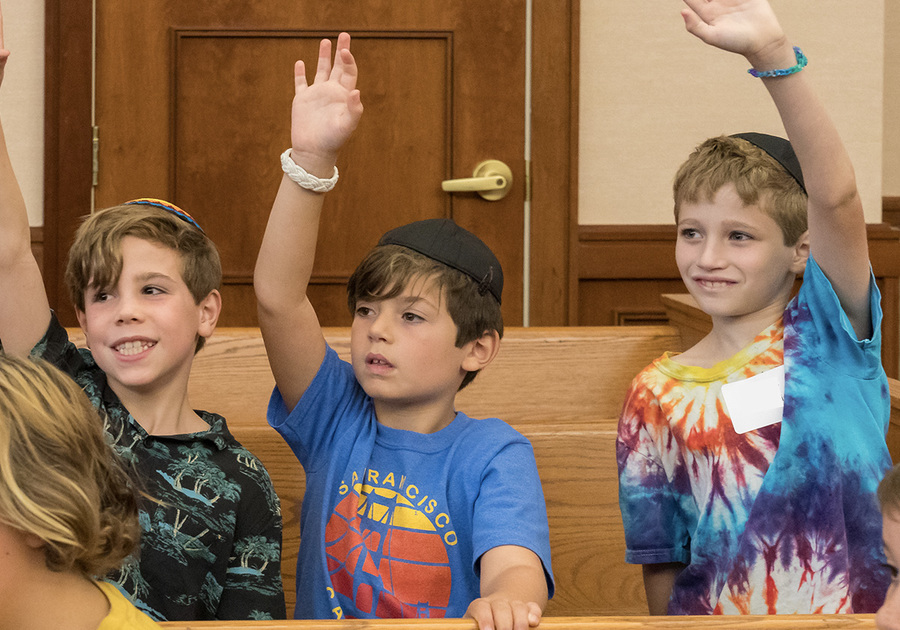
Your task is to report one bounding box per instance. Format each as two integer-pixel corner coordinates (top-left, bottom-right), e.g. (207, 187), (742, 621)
(0, 8), (284, 620)
(617, 0), (891, 615)
(255, 34), (552, 629)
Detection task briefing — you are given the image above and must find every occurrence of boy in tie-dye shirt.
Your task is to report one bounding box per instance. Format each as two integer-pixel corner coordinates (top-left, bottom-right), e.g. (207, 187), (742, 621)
(617, 0), (892, 616)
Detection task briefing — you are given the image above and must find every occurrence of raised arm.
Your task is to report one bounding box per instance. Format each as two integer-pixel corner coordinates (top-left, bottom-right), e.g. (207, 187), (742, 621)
(0, 5), (52, 356)
(682, 0), (872, 339)
(254, 33), (363, 411)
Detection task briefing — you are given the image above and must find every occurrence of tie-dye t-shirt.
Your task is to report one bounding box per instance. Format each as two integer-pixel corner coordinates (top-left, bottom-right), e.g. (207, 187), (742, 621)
(617, 257), (891, 614)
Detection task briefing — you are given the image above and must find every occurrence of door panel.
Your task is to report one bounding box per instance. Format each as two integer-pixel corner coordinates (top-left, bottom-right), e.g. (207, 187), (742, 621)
(93, 2), (526, 326)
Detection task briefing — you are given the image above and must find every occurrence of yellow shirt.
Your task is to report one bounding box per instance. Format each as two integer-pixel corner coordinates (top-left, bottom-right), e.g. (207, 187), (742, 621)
(96, 581), (160, 629)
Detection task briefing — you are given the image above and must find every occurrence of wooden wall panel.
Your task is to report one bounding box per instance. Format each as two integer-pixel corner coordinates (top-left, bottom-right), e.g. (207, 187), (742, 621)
(46, 0), (577, 329)
(577, 223), (900, 378)
(885, 196), (900, 228)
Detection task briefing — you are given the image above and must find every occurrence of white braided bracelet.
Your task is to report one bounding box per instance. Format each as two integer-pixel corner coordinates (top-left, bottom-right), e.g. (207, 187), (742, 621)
(280, 149), (339, 193)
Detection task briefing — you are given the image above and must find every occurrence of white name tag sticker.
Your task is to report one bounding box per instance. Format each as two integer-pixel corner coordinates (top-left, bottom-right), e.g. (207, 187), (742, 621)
(721, 365), (785, 434)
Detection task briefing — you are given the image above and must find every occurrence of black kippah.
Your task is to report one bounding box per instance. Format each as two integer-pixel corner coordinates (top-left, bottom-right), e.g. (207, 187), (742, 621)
(731, 132), (806, 193)
(378, 218), (503, 304)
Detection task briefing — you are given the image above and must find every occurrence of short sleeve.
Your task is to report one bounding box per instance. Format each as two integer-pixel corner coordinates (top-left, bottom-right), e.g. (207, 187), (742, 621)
(267, 345), (372, 473)
(471, 436), (555, 596)
(617, 376), (690, 565)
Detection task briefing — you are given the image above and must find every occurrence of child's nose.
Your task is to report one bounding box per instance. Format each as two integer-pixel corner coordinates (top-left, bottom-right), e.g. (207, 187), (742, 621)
(367, 312), (392, 341)
(697, 239), (726, 269)
(115, 294), (143, 323)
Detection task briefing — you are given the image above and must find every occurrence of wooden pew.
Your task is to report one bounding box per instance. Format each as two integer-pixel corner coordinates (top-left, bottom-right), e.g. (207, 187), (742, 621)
(68, 322), (900, 622)
(159, 614), (878, 629)
(172, 326), (680, 618)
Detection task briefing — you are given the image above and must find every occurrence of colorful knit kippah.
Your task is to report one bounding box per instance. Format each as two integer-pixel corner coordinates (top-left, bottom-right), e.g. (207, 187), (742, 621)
(123, 198), (205, 233)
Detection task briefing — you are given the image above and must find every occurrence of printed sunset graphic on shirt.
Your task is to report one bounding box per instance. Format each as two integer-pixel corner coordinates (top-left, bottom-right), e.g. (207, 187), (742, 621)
(324, 482), (453, 618)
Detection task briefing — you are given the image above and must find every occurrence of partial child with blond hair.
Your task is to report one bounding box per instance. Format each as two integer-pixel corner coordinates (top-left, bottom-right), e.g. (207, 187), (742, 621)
(617, 0), (891, 616)
(0, 5), (284, 620)
(0, 353), (158, 629)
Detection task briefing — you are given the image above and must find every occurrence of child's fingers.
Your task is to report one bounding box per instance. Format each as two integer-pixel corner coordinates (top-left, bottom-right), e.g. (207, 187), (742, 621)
(336, 48), (358, 91)
(490, 600), (514, 630)
(464, 599), (496, 630)
(681, 7), (711, 40)
(526, 602), (542, 627)
(681, 0), (709, 19)
(314, 37), (333, 83)
(348, 88), (364, 118)
(329, 33), (357, 89)
(293, 60), (308, 92)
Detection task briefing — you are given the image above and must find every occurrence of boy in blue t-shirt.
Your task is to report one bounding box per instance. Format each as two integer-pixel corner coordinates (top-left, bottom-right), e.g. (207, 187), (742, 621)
(254, 34), (553, 629)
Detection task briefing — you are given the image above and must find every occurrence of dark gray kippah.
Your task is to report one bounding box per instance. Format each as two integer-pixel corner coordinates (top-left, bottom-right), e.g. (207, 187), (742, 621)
(731, 132), (806, 193)
(378, 218), (503, 304)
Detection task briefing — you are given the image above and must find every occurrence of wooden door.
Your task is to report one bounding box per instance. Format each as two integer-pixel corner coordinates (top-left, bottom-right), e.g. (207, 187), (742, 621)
(84, 2), (526, 327)
(45, 1), (576, 332)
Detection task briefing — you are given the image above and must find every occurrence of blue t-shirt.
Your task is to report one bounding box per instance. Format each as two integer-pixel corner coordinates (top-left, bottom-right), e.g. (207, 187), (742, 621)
(268, 346), (554, 619)
(617, 257), (891, 613)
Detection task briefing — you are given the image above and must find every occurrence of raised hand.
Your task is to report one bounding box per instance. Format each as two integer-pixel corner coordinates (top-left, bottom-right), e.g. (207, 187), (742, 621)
(289, 32), (363, 174)
(681, 0), (787, 62)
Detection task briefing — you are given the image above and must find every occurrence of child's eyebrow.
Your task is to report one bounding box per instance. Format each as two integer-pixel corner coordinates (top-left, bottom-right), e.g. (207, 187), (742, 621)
(399, 293), (438, 309)
(136, 271), (178, 284)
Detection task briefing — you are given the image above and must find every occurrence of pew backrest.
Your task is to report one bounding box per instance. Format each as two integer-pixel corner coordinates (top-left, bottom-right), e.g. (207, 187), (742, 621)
(69, 326), (685, 617)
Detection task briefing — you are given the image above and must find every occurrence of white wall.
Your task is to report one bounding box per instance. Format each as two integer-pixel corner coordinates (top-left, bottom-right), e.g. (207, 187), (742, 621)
(579, 0), (885, 225)
(886, 0), (900, 196)
(0, 0), (45, 226)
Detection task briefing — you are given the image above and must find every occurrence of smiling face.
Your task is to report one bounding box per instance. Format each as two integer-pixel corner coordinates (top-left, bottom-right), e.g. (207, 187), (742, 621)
(350, 277), (480, 424)
(76, 236), (219, 397)
(675, 183), (808, 325)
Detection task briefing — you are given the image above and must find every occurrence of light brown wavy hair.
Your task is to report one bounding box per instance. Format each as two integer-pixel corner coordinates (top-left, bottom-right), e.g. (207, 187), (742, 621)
(879, 464), (900, 520)
(673, 135), (808, 246)
(0, 354), (140, 576)
(65, 203), (221, 352)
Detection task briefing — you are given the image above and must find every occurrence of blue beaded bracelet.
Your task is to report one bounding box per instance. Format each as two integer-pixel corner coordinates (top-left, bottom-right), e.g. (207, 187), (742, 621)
(748, 46), (807, 78)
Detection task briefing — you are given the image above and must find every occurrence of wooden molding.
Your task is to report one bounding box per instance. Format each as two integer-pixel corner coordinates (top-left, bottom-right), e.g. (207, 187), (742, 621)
(530, 0), (579, 325)
(577, 222), (900, 378)
(884, 196), (900, 228)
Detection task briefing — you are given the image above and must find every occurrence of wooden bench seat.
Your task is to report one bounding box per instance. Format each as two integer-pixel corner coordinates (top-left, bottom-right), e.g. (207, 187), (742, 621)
(66, 325), (898, 621)
(159, 614), (878, 629)
(177, 325), (681, 618)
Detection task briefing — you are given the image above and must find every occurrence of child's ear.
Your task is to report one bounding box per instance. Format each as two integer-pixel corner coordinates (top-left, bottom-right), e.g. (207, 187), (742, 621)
(197, 289), (222, 338)
(23, 532), (46, 550)
(75, 309), (91, 348)
(791, 230), (810, 274)
(461, 330), (501, 373)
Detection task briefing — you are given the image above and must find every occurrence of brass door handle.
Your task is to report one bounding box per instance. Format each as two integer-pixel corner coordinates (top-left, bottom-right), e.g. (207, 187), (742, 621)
(441, 159), (513, 201)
